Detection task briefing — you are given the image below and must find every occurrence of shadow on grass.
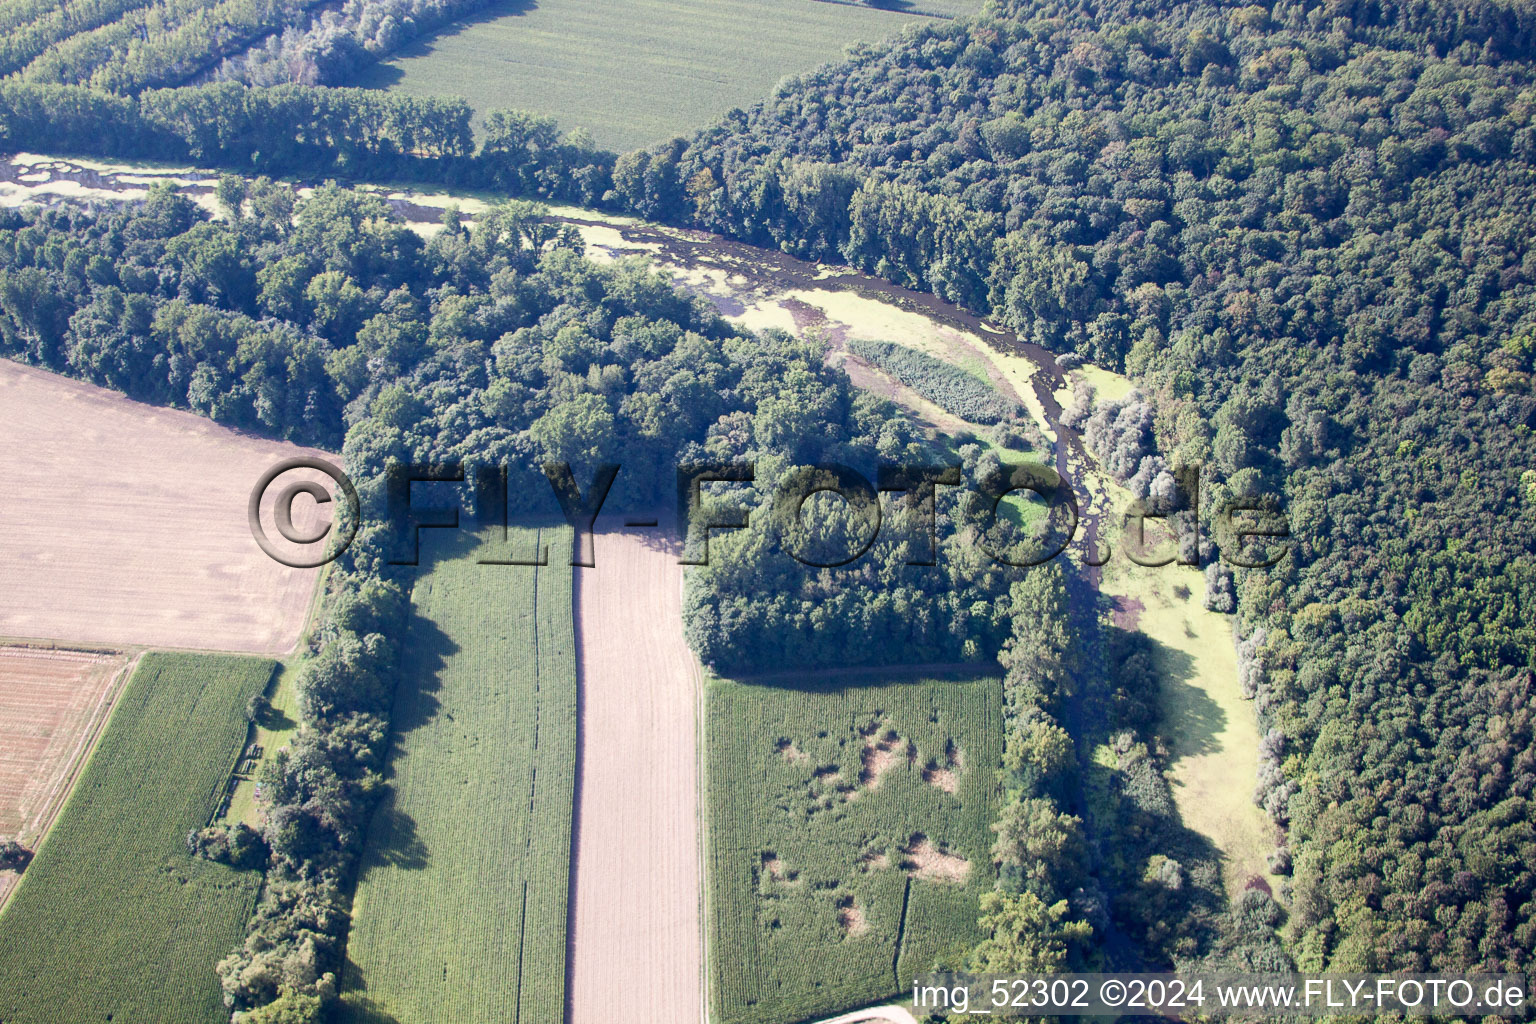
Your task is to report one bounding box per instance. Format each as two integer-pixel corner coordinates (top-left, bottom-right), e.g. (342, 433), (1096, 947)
(347, 586), (458, 885)
(1149, 637), (1225, 763)
(361, 802), (431, 872)
(253, 699), (295, 733)
(812, 0), (920, 10)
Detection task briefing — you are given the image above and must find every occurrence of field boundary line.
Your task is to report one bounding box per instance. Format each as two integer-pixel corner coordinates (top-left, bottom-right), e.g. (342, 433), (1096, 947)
(694, 595), (712, 1024)
(0, 648), (139, 916)
(889, 877), (912, 993)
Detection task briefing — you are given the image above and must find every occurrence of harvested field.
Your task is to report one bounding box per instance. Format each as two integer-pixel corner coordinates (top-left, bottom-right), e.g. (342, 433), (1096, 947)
(0, 652), (273, 1024)
(567, 521), (703, 1024)
(0, 359), (333, 654)
(0, 646), (133, 908)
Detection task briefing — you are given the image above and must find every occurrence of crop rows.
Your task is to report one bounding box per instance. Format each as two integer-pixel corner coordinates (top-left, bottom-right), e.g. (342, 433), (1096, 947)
(705, 672), (1003, 1024)
(0, 652), (274, 1024)
(340, 526), (577, 1024)
(354, 0), (984, 152)
(848, 337), (1021, 425)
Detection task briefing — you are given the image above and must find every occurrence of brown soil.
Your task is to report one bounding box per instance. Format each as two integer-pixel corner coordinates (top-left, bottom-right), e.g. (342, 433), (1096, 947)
(567, 521), (703, 1024)
(902, 836), (971, 884)
(922, 766), (959, 793)
(0, 359), (331, 653)
(857, 849), (891, 872)
(858, 731), (905, 790)
(836, 897), (870, 938)
(762, 854), (800, 885)
(922, 740), (965, 793)
(0, 646), (133, 908)
(777, 739), (809, 763)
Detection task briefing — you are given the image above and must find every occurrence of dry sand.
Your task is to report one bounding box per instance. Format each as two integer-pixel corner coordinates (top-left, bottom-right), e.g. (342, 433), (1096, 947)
(567, 521), (703, 1024)
(0, 359), (333, 653)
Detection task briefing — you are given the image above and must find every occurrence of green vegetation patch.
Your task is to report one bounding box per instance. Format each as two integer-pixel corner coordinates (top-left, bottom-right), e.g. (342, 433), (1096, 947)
(223, 657), (303, 829)
(705, 671), (1003, 1024)
(355, 0), (980, 151)
(0, 652), (274, 1024)
(848, 337), (1020, 425)
(341, 526), (576, 1024)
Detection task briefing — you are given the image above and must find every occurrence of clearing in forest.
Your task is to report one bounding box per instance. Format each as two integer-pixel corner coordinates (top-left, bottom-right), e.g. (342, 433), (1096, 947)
(356, 0), (984, 151)
(0, 358), (332, 654)
(341, 527), (576, 1024)
(705, 672), (1002, 1024)
(567, 522), (703, 1024)
(1098, 552), (1276, 898)
(0, 652), (274, 1024)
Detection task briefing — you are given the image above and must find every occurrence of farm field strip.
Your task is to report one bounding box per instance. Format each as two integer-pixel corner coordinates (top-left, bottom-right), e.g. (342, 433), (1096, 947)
(567, 523), (703, 1024)
(705, 672), (1003, 1024)
(356, 0), (983, 151)
(0, 646), (135, 909)
(0, 652), (274, 1024)
(0, 358), (333, 655)
(341, 527), (576, 1024)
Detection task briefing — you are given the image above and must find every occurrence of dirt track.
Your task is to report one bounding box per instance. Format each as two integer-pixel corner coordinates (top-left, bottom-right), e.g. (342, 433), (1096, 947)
(567, 522), (703, 1024)
(0, 359), (332, 653)
(0, 646), (133, 907)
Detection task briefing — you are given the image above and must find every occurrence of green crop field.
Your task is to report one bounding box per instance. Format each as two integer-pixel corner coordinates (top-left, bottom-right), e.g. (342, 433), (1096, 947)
(705, 671), (1002, 1024)
(0, 652), (274, 1024)
(354, 0), (984, 152)
(340, 526), (576, 1024)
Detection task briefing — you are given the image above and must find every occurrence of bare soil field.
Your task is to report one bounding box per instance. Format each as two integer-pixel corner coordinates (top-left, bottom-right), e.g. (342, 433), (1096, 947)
(0, 645), (133, 906)
(0, 359), (334, 653)
(568, 521), (703, 1024)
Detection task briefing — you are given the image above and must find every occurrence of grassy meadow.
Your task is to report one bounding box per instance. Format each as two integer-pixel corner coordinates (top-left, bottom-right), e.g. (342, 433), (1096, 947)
(223, 657), (301, 828)
(705, 671), (1002, 1024)
(340, 526), (576, 1024)
(0, 653), (274, 1024)
(354, 0), (982, 151)
(1098, 552), (1276, 897)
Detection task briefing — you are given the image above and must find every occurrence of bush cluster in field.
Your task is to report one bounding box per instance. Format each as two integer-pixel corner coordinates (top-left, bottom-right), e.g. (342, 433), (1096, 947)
(847, 337), (1019, 425)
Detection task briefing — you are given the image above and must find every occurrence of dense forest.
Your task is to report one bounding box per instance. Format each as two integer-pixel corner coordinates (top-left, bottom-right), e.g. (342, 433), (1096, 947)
(1, 186), (1170, 1017)
(0, 80), (613, 202)
(3, 0), (1534, 1005)
(603, 0), (1536, 979)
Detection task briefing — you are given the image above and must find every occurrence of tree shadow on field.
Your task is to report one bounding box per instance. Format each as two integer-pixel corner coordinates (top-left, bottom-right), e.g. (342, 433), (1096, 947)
(1149, 637), (1225, 764)
(350, 0), (539, 89)
(390, 612), (455, 736)
(253, 700), (295, 733)
(336, 965), (404, 1024)
(364, 800), (432, 872)
(347, 607), (455, 882)
(813, 0), (919, 10)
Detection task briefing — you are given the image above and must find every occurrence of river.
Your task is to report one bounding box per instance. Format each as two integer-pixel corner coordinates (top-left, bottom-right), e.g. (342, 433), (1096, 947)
(0, 150), (1274, 902)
